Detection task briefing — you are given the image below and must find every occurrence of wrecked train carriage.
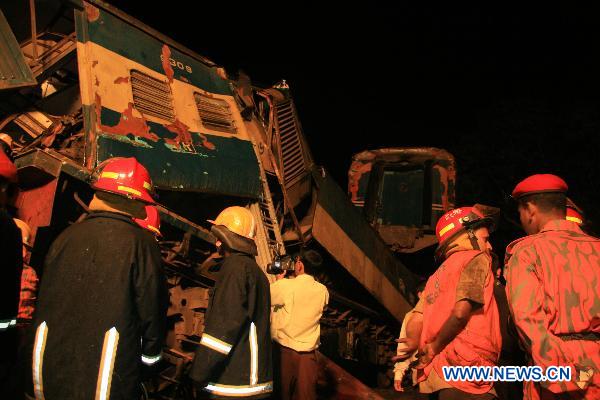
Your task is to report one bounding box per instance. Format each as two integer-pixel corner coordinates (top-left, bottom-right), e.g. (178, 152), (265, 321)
(2, 0), (416, 392)
(349, 147), (456, 258)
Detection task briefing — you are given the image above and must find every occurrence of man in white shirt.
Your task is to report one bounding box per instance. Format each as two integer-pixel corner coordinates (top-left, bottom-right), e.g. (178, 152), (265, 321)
(270, 251), (329, 400)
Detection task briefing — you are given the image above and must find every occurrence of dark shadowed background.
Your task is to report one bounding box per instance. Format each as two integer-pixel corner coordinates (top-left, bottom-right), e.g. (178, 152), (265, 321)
(107, 2), (600, 259)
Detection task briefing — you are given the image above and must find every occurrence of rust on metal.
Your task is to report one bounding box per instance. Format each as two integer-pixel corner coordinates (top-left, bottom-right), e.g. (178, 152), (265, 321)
(113, 76), (130, 85)
(433, 163), (455, 211)
(164, 118), (215, 150)
(164, 118), (193, 147)
(161, 44), (174, 84)
(95, 94), (160, 142)
(29, 0), (38, 63)
(348, 158), (373, 203)
(84, 3), (100, 22)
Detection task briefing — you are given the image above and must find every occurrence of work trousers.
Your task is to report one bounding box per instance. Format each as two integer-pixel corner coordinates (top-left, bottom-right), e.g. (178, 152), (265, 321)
(275, 342), (318, 400)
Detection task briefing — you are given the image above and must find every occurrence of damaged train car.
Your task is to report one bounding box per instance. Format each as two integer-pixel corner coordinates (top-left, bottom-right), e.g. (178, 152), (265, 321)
(349, 147), (456, 253)
(0, 0), (446, 396)
(348, 148), (456, 279)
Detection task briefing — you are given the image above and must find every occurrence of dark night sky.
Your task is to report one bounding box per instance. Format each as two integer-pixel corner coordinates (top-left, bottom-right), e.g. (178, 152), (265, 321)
(109, 2), (600, 246)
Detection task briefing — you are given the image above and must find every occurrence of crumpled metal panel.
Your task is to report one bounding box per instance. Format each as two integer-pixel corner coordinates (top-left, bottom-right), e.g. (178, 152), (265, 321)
(95, 133), (261, 198)
(349, 147), (455, 210)
(75, 2), (261, 198)
(0, 10), (36, 90)
(348, 147), (456, 252)
(312, 167), (416, 321)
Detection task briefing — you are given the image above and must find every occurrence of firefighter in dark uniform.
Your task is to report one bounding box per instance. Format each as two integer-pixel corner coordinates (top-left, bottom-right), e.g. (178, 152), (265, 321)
(0, 150), (22, 397)
(190, 206), (273, 399)
(26, 157), (168, 400)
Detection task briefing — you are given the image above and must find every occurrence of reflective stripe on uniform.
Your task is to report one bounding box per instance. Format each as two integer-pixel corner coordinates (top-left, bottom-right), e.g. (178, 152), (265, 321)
(141, 353), (162, 365)
(200, 333), (233, 355)
(95, 327), (119, 400)
(249, 322), (258, 385)
(32, 321), (48, 400)
(143, 181), (152, 190)
(0, 318), (16, 330)
(204, 381), (273, 397)
(566, 216), (583, 224)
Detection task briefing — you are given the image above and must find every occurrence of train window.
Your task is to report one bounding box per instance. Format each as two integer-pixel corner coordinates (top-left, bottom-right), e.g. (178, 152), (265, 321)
(130, 70), (175, 121)
(378, 168), (425, 227)
(194, 93), (237, 134)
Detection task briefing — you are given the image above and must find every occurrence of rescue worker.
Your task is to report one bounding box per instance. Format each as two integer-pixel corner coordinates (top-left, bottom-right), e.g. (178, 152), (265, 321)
(15, 219), (38, 325)
(399, 206), (501, 400)
(505, 174), (600, 400)
(565, 199), (584, 225)
(392, 280), (428, 399)
(270, 250), (329, 400)
(491, 250), (525, 400)
(26, 157), (168, 400)
(0, 150), (22, 396)
(190, 206), (273, 398)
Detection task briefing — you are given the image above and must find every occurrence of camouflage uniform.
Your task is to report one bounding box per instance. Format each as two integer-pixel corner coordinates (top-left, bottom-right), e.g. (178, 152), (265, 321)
(505, 219), (600, 400)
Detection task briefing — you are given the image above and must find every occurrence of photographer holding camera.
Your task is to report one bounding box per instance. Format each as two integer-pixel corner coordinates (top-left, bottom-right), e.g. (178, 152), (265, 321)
(269, 250), (329, 400)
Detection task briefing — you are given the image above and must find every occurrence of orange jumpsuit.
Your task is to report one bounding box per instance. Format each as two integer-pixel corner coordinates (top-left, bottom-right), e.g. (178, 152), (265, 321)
(419, 249), (501, 395)
(505, 219), (600, 400)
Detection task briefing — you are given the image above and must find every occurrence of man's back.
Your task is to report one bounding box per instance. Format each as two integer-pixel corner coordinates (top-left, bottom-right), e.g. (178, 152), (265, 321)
(271, 274), (329, 352)
(29, 211), (167, 400)
(506, 220), (600, 335)
(191, 252), (274, 398)
(505, 219), (600, 398)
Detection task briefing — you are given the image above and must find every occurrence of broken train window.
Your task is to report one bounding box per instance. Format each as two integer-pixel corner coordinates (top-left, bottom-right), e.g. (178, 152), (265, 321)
(130, 70), (175, 122)
(194, 93), (237, 134)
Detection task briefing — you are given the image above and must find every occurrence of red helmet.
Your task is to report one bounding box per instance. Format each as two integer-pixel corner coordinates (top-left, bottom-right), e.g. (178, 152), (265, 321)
(135, 205), (161, 236)
(0, 151), (17, 183)
(91, 157), (155, 204)
(435, 207), (492, 248)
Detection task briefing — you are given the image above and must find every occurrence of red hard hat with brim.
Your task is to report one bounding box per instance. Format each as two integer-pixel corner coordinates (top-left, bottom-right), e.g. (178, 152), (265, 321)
(134, 205), (162, 236)
(434, 206), (494, 261)
(435, 207), (493, 247)
(511, 174), (568, 199)
(91, 157), (155, 204)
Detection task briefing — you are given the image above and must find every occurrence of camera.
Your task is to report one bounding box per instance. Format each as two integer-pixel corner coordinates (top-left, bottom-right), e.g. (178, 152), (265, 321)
(266, 255), (295, 275)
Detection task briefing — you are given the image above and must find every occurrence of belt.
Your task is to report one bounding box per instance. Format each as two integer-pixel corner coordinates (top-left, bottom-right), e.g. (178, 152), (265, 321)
(556, 332), (600, 341)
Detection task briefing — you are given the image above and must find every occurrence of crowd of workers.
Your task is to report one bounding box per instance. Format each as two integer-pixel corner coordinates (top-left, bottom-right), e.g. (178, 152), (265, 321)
(0, 147), (328, 400)
(393, 175), (600, 400)
(0, 135), (598, 400)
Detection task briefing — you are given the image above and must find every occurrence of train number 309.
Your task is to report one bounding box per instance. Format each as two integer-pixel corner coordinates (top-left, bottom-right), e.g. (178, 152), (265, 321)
(160, 55), (193, 73)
